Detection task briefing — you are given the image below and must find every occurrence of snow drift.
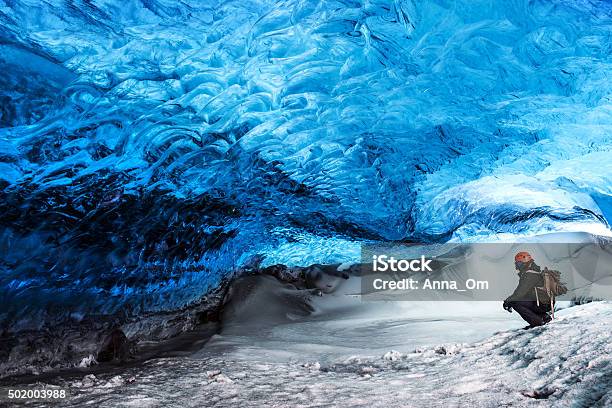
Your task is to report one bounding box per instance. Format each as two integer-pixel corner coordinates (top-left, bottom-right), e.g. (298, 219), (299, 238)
(29, 301), (612, 407)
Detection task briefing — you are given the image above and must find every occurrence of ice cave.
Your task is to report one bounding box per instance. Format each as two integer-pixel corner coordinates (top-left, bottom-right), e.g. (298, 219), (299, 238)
(0, 0), (611, 406)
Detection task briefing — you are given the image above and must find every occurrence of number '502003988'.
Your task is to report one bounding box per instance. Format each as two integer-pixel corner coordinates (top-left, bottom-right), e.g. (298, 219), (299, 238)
(7, 389), (67, 399)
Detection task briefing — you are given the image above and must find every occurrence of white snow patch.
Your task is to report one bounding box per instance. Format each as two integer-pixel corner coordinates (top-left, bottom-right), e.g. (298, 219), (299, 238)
(77, 354), (97, 368)
(81, 374), (97, 388)
(382, 350), (403, 361)
(212, 374), (234, 384)
(453, 379), (489, 395)
(336, 262), (355, 272)
(301, 361), (321, 371)
(103, 375), (125, 387)
(404, 373), (427, 379)
(207, 370), (234, 384)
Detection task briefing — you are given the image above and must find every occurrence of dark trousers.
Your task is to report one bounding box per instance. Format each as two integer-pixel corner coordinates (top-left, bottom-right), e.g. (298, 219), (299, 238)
(507, 300), (550, 327)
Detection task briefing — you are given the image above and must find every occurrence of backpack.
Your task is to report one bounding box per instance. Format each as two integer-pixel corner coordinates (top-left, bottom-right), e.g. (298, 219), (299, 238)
(535, 268), (568, 318)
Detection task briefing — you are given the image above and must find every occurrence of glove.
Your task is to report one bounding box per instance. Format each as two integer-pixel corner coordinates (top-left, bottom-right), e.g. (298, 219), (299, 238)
(503, 300), (513, 313)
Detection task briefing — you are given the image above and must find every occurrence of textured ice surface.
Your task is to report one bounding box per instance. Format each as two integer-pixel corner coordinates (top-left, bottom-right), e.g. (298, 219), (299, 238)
(1, 0), (612, 322)
(26, 302), (612, 407)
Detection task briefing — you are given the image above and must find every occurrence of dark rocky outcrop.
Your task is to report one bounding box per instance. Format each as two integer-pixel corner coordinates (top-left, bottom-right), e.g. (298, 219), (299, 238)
(96, 328), (133, 363)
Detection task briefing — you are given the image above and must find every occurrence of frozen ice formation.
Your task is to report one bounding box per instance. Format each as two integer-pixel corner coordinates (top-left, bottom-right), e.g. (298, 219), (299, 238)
(1, 0), (612, 324)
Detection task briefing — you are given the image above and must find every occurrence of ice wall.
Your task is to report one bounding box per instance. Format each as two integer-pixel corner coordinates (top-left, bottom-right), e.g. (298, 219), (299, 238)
(1, 0), (611, 326)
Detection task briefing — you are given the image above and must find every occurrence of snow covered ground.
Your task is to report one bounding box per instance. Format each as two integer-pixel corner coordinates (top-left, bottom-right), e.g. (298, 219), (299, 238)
(14, 279), (611, 407)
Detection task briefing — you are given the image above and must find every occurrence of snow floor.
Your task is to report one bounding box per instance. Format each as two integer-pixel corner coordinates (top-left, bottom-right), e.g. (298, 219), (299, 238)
(15, 275), (611, 408)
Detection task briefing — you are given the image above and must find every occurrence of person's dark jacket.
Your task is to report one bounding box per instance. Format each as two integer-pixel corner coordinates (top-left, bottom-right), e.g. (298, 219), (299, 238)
(505, 264), (545, 302)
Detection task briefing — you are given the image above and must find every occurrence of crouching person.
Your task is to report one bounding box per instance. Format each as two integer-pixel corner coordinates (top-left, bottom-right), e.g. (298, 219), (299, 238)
(503, 252), (552, 329)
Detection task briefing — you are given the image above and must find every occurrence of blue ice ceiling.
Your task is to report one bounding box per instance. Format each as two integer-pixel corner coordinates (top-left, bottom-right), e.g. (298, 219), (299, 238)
(1, 0), (611, 324)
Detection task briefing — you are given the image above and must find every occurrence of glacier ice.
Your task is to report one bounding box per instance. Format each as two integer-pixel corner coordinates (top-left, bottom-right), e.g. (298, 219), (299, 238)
(1, 0), (612, 325)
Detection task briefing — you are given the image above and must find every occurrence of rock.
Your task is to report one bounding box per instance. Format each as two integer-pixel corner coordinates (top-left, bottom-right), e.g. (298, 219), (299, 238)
(97, 328), (132, 363)
(197, 310), (220, 324)
(435, 346), (447, 355)
(261, 264), (300, 284)
(522, 388), (556, 399)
